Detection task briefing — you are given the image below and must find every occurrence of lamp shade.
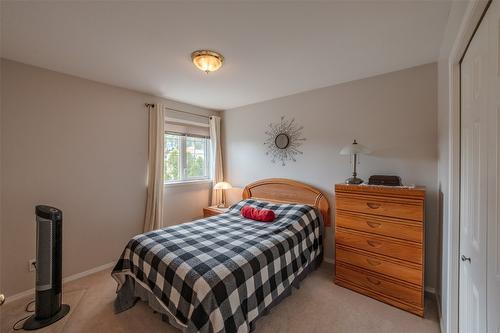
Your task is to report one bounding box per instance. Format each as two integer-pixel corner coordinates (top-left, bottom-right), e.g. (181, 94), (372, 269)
(339, 140), (371, 155)
(213, 181), (232, 190)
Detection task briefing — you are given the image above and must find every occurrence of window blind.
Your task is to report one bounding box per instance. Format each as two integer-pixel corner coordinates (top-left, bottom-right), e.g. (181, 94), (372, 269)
(164, 118), (210, 138)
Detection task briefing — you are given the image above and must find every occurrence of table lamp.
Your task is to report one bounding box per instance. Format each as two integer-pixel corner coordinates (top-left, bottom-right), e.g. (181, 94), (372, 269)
(213, 181), (232, 208)
(340, 139), (371, 185)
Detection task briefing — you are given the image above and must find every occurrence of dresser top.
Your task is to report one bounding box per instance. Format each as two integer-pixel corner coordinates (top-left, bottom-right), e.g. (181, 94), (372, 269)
(335, 183), (425, 198)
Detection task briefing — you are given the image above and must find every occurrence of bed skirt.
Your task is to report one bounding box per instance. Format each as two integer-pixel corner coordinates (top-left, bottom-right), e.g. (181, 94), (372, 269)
(114, 254), (323, 332)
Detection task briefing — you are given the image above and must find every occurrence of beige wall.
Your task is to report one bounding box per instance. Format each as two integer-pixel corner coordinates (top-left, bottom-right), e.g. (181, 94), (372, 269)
(222, 63), (439, 290)
(0, 59), (439, 295)
(164, 182), (212, 227)
(0, 59), (218, 296)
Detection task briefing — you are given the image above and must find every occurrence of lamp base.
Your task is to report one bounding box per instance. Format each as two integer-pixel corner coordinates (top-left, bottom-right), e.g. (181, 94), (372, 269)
(345, 177), (364, 185)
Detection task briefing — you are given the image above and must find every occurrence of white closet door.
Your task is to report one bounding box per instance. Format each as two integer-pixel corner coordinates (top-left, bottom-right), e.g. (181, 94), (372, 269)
(461, 1), (500, 332)
(486, 1), (500, 332)
(460, 5), (488, 333)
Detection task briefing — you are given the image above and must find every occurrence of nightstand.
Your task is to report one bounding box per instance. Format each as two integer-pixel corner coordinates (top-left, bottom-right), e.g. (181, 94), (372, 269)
(203, 206), (228, 218)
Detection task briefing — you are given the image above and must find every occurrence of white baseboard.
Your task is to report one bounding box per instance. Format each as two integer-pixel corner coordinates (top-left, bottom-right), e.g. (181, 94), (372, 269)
(5, 261), (115, 304)
(424, 286), (436, 295)
(435, 292), (443, 332)
(4, 287), (35, 304)
(323, 257), (335, 264)
(425, 285), (445, 332)
(62, 262), (115, 284)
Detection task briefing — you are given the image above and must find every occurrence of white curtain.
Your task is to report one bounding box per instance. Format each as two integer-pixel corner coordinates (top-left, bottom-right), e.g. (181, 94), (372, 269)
(210, 116), (224, 206)
(143, 104), (166, 232)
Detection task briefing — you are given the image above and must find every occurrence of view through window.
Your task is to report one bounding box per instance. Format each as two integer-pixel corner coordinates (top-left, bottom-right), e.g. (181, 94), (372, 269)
(164, 132), (210, 183)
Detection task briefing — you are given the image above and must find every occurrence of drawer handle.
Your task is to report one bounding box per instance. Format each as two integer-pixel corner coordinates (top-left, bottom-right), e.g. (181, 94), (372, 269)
(367, 240), (382, 248)
(366, 277), (381, 285)
(366, 202), (381, 209)
(366, 221), (381, 228)
(366, 258), (382, 266)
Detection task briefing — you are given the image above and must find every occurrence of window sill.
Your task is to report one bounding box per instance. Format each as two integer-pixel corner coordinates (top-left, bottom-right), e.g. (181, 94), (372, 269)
(164, 179), (212, 188)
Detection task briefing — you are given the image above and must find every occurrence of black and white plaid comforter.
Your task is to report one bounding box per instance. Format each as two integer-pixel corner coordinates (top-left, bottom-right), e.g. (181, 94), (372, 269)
(112, 199), (322, 333)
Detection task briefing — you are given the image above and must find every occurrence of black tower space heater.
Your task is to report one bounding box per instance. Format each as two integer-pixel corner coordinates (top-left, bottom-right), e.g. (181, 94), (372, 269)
(23, 205), (70, 330)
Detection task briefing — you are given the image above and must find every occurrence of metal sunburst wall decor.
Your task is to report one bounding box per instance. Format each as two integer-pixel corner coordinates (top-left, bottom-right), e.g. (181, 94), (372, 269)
(264, 116), (306, 166)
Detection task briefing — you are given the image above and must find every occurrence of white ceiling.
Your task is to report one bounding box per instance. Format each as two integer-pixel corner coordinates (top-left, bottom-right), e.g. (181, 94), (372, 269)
(1, 1), (452, 110)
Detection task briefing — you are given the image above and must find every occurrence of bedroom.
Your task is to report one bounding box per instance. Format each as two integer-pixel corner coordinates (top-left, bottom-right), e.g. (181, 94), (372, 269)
(0, 1), (499, 333)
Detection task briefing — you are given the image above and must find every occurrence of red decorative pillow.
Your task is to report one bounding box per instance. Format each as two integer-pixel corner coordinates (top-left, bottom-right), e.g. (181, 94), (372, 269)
(241, 206), (275, 222)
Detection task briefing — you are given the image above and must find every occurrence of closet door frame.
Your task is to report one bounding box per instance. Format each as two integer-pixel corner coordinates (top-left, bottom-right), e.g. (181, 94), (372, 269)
(445, 1), (490, 333)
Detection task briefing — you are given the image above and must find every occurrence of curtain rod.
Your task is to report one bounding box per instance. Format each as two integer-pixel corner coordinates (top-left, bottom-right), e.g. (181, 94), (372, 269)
(145, 103), (211, 119)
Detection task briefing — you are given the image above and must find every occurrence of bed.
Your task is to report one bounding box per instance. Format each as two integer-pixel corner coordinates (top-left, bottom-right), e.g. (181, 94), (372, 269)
(111, 178), (330, 333)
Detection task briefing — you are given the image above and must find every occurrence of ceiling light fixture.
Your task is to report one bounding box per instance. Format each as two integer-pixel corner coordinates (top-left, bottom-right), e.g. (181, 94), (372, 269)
(191, 50), (224, 73)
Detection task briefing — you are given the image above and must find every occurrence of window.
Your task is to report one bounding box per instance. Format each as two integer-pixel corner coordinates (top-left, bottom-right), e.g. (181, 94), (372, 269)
(164, 132), (210, 183)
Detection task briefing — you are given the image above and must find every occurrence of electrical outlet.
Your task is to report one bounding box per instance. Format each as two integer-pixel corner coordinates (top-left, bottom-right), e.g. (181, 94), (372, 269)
(28, 259), (36, 272)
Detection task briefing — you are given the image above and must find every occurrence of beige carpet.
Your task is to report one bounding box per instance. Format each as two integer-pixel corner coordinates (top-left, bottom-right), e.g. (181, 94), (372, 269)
(0, 264), (440, 333)
(1, 289), (86, 333)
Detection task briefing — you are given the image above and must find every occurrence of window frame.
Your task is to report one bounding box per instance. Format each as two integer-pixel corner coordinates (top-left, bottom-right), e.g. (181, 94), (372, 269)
(164, 131), (211, 185)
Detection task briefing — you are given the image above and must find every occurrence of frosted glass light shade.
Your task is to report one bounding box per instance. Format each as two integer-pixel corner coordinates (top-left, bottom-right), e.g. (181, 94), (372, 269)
(191, 50), (224, 73)
(213, 181), (232, 190)
(339, 140), (371, 155)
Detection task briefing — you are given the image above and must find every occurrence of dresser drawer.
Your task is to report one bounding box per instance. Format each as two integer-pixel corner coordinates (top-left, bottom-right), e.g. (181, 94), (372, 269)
(336, 212), (423, 243)
(336, 246), (422, 285)
(336, 229), (422, 264)
(336, 194), (423, 221)
(336, 263), (422, 307)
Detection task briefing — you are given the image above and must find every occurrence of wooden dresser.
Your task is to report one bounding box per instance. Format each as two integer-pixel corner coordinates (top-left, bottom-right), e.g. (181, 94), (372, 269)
(334, 184), (425, 316)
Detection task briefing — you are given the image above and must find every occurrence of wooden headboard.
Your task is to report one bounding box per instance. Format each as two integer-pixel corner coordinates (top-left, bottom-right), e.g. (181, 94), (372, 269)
(242, 178), (331, 226)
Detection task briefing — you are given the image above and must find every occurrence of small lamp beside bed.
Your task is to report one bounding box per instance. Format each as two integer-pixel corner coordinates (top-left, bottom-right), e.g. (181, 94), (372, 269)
(213, 181), (232, 208)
